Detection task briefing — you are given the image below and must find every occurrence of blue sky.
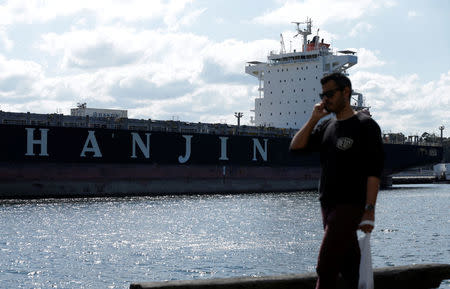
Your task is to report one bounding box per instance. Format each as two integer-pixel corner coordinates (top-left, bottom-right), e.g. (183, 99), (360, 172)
(0, 0), (449, 137)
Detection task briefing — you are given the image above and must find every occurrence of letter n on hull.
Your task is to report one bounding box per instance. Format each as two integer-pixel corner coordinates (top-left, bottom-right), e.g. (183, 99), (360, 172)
(252, 138), (268, 161)
(131, 132), (151, 159)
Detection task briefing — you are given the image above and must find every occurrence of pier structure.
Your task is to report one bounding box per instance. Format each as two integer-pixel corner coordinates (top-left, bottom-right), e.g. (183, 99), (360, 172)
(130, 263), (450, 289)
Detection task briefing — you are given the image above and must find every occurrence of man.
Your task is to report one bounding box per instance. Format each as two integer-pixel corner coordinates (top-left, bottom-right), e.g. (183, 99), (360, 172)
(290, 73), (384, 289)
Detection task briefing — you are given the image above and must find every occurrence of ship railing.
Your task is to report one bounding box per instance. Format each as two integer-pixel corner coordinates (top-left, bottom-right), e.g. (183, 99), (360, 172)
(128, 125), (148, 131)
(1, 111), (313, 138)
(383, 139), (442, 147)
(269, 57), (319, 65)
(31, 120), (51, 126)
(3, 119), (27, 125)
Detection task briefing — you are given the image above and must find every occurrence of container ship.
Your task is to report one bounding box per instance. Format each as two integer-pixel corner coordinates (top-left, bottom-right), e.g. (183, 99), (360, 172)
(0, 19), (442, 198)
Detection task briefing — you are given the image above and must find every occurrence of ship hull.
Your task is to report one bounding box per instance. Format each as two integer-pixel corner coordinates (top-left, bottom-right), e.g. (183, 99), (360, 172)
(0, 163), (321, 198)
(0, 124), (442, 199)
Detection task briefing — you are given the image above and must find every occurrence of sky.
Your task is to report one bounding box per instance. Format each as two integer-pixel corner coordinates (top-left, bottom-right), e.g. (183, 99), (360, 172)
(0, 0), (449, 137)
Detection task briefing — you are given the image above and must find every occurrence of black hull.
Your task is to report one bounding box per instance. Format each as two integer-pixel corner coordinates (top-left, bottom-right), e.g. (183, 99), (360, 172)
(0, 124), (442, 198)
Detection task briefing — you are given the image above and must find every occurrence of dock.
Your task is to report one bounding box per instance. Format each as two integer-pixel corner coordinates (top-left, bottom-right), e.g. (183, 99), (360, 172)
(130, 263), (450, 289)
(391, 175), (436, 184)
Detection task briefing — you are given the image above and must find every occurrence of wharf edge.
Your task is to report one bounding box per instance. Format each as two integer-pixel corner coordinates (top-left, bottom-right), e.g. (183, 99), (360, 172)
(130, 263), (449, 289)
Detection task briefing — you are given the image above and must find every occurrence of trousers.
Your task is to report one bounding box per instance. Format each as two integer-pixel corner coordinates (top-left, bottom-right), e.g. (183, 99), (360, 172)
(315, 204), (364, 289)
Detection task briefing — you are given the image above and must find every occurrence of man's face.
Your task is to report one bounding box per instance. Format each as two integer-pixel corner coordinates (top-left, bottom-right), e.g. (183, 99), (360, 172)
(321, 80), (348, 113)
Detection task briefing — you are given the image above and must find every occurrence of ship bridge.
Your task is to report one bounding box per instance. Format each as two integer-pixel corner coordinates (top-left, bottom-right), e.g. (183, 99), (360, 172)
(245, 19), (359, 129)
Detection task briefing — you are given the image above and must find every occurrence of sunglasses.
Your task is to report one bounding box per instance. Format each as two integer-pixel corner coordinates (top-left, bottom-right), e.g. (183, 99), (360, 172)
(319, 88), (342, 99)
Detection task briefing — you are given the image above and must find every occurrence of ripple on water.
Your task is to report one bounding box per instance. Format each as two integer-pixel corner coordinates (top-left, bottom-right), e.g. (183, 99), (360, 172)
(0, 187), (448, 288)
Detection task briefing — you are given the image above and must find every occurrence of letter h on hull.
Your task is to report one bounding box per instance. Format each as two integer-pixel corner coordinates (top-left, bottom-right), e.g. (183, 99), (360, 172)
(25, 128), (49, 156)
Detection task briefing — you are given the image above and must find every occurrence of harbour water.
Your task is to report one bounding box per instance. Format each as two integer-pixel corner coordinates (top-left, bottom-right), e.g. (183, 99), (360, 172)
(1, 184), (449, 288)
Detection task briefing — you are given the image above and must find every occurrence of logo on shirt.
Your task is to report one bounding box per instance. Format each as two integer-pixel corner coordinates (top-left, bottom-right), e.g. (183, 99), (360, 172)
(336, 137), (354, 151)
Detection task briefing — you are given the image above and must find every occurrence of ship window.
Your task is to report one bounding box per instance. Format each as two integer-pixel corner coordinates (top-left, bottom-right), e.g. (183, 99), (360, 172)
(259, 103), (262, 106)
(304, 111), (306, 114)
(289, 112), (291, 115)
(297, 67), (299, 70)
(295, 100), (298, 103)
(299, 78), (301, 81)
(313, 88), (315, 91)
(259, 113), (261, 116)
(270, 102), (272, 105)
(295, 112), (297, 114)
(268, 81), (270, 84)
(295, 122), (297, 125)
(280, 80), (282, 83)
(316, 76), (318, 79)
(306, 66), (308, 69)
(287, 122), (288, 126)
(281, 69), (283, 72)
(280, 112), (282, 115)
(301, 89), (303, 92)
(282, 90), (284, 93)
(277, 69), (279, 72)
(316, 65), (318, 68)
(304, 78), (306, 80)
(270, 113), (273, 116)
(270, 91), (272, 94)
(301, 67), (303, 70)
(291, 79), (293, 82)
(279, 101), (281, 104)
(284, 80), (286, 82)
(268, 70), (270, 73)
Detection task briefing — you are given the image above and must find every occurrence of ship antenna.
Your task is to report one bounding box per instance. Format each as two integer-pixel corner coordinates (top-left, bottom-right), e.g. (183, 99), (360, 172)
(292, 17), (312, 52)
(280, 33), (286, 54)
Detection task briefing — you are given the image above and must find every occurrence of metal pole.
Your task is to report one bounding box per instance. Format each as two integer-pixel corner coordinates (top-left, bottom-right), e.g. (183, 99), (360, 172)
(439, 125), (445, 144)
(234, 112), (243, 132)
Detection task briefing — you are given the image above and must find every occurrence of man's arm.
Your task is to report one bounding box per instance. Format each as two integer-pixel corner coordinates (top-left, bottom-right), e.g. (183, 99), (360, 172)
(290, 102), (329, 150)
(359, 117), (384, 233)
(360, 176), (380, 233)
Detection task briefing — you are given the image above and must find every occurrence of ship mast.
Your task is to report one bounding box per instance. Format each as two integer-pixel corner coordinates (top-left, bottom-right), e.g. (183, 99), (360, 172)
(292, 18), (312, 52)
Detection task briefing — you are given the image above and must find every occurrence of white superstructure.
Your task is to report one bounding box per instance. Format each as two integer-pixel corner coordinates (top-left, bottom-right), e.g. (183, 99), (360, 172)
(246, 18), (359, 129)
(71, 103), (127, 119)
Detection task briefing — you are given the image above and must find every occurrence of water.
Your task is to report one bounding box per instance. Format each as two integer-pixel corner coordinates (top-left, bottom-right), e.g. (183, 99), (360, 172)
(1, 184), (449, 288)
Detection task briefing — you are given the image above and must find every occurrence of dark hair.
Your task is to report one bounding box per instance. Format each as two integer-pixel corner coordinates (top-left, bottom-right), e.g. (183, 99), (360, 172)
(320, 72), (352, 92)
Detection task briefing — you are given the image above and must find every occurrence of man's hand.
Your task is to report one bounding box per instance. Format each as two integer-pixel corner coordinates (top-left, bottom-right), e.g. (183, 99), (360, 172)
(359, 210), (374, 233)
(312, 102), (330, 122)
(290, 101), (330, 150)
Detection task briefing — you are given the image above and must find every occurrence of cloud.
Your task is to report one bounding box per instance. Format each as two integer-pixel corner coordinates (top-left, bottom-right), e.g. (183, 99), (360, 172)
(352, 48), (385, 68)
(29, 23), (274, 124)
(253, 0), (396, 26)
(128, 83), (253, 124)
(0, 0), (195, 27)
(38, 27), (210, 81)
(38, 27), (147, 69)
(0, 28), (13, 51)
(0, 55), (43, 97)
(350, 22), (373, 37)
(202, 38), (278, 74)
(109, 78), (196, 102)
(352, 70), (450, 136)
(407, 10), (418, 18)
